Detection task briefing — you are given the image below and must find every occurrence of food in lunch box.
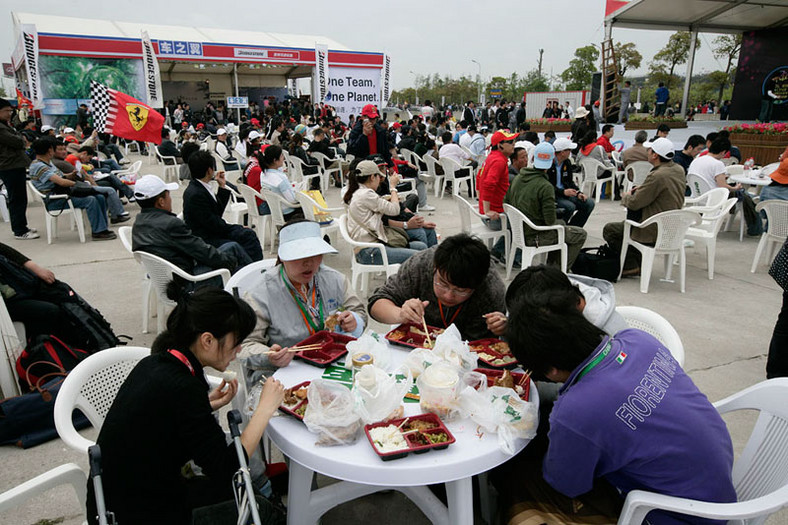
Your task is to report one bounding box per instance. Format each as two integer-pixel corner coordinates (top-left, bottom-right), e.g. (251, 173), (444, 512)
(490, 342), (510, 355)
(478, 352), (497, 362)
(492, 355), (517, 366)
(324, 313), (340, 331)
(294, 404), (308, 417)
(403, 419), (439, 432)
(389, 325), (445, 343)
(283, 386), (308, 407)
(409, 432), (430, 446)
(426, 432), (449, 444)
(368, 425), (408, 453)
(494, 370), (515, 389)
(388, 328), (408, 341)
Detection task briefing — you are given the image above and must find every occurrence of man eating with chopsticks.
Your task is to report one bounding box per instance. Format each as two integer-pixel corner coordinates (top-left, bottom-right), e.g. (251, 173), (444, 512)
(368, 233), (507, 341)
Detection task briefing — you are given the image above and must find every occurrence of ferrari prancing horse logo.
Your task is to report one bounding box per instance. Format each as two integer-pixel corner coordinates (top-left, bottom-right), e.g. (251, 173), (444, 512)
(125, 103), (149, 131)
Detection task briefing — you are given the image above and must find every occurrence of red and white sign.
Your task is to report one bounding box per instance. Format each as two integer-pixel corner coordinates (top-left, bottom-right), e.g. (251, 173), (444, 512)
(605, 0), (633, 17)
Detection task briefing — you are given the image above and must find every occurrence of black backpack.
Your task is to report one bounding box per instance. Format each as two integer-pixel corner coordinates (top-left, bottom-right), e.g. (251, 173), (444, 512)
(572, 245), (620, 283)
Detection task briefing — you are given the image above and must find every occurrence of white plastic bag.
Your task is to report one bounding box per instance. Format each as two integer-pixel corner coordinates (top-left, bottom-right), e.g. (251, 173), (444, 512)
(345, 332), (391, 371)
(458, 374), (538, 455)
(352, 365), (412, 424)
(303, 378), (362, 446)
(417, 361), (463, 421)
(430, 324), (478, 372)
(403, 347), (439, 378)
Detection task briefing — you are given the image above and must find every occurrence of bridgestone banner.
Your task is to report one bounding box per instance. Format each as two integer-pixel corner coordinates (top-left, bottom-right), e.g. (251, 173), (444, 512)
(325, 67), (381, 123)
(313, 43), (329, 105)
(381, 54), (391, 109)
(20, 24), (42, 109)
(140, 31), (163, 109)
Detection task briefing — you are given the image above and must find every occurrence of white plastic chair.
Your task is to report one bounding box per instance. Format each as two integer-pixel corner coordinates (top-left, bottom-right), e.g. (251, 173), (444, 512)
(123, 139), (140, 157)
(684, 187), (730, 211)
(110, 160), (143, 183)
(224, 258), (278, 297)
(237, 184), (273, 253)
(615, 306), (684, 366)
(220, 186), (248, 226)
(135, 251), (231, 333)
(687, 173), (716, 199)
(310, 151), (342, 192)
(422, 154), (444, 197)
(611, 150), (627, 192)
(751, 200), (788, 273)
(502, 204), (567, 280)
(456, 196), (509, 257)
(578, 157), (614, 202)
(618, 378), (788, 525)
(154, 149), (179, 182)
(118, 226), (155, 333)
(685, 198), (738, 279)
(54, 346), (151, 454)
(438, 157), (475, 199)
(295, 191), (343, 246)
(27, 181), (87, 244)
(259, 188), (301, 253)
(623, 161), (652, 194)
(618, 209), (701, 293)
(0, 294), (25, 398)
(0, 464), (87, 523)
(337, 214), (400, 294)
(287, 155), (322, 189)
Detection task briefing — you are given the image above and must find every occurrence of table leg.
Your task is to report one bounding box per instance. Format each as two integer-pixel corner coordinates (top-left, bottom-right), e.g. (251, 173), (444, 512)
(446, 477), (474, 525)
(287, 460), (318, 525)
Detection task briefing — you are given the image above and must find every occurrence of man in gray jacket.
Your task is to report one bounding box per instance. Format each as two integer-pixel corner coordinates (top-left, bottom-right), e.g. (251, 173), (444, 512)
(0, 99), (37, 239)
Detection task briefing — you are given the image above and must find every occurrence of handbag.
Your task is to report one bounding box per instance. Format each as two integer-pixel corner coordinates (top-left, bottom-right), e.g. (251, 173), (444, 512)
(769, 238), (788, 291)
(572, 244), (620, 283)
(68, 181), (99, 198)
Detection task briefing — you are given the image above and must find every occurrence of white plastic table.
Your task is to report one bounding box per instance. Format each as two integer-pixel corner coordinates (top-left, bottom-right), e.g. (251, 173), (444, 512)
(729, 170), (770, 187)
(267, 345), (537, 525)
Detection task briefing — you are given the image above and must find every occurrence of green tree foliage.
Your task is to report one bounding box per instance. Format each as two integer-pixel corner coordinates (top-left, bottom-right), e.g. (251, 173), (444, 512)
(711, 34), (742, 102)
(615, 42), (642, 78)
(648, 32), (700, 90)
(561, 46), (599, 91)
(39, 56), (142, 99)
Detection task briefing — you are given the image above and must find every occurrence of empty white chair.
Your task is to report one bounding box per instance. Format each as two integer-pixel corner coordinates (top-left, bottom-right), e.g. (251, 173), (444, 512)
(684, 187), (729, 211)
(287, 155), (322, 189)
(502, 204), (567, 280)
(259, 188), (301, 253)
(685, 198), (738, 279)
(110, 160), (143, 183)
(751, 200), (788, 273)
(295, 191), (343, 246)
(421, 154), (444, 197)
(27, 181), (87, 244)
(337, 214), (400, 294)
(220, 187), (248, 226)
(615, 306), (684, 366)
(618, 378), (788, 525)
(310, 151), (342, 192)
(456, 196), (509, 257)
(578, 157), (615, 202)
(154, 149), (179, 182)
(0, 464), (87, 522)
(438, 157), (475, 199)
(618, 209), (701, 293)
(623, 161), (652, 194)
(118, 226), (155, 333)
(237, 184), (273, 252)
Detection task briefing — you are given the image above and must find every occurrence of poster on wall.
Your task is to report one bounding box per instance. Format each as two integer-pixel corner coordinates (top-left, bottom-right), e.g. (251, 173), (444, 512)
(731, 28), (788, 121)
(325, 67), (381, 122)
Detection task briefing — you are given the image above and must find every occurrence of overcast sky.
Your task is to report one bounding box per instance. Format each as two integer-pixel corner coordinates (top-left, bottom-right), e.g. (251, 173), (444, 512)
(0, 0), (729, 93)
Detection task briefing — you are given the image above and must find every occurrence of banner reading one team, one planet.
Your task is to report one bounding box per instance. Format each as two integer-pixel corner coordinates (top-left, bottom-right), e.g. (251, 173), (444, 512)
(325, 67), (381, 123)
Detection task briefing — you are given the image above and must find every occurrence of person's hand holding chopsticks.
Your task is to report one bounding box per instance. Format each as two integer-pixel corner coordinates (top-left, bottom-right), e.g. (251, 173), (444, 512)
(266, 344), (294, 368)
(400, 298), (430, 325)
(483, 311), (508, 336)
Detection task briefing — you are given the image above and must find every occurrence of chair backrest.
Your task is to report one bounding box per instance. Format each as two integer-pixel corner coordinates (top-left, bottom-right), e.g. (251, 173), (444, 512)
(726, 164), (744, 176)
(503, 204), (528, 248)
(118, 226), (133, 253)
(439, 157), (463, 181)
(646, 209), (701, 251)
(698, 198), (738, 235)
(626, 161), (652, 186)
(237, 184), (263, 219)
(260, 188), (287, 227)
(423, 154), (440, 176)
(611, 150), (623, 169)
(757, 200), (788, 240)
(456, 195), (475, 233)
(614, 306), (684, 366)
(224, 259), (277, 297)
(685, 187), (729, 210)
(54, 346), (151, 453)
(578, 158), (608, 183)
(133, 251), (185, 305)
(761, 162), (780, 178)
(687, 173), (716, 198)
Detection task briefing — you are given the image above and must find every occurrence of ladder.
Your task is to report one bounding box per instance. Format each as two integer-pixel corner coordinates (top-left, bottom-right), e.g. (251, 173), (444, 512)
(600, 39), (620, 123)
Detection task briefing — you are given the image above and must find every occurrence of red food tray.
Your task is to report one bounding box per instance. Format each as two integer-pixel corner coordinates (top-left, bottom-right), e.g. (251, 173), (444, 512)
(279, 381), (310, 421)
(384, 322), (445, 349)
(364, 413), (455, 461)
(293, 331), (355, 367)
(468, 338), (518, 369)
(472, 369), (530, 401)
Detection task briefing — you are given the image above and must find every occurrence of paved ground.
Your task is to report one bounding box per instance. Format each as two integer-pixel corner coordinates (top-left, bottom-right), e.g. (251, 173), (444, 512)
(1, 120), (786, 524)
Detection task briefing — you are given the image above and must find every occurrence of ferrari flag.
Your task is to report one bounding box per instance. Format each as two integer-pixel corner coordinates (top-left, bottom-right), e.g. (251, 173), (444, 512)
(90, 81), (165, 144)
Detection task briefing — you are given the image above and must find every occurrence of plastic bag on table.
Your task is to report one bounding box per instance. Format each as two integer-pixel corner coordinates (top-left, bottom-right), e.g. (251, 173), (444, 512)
(417, 361), (463, 421)
(403, 347), (439, 378)
(303, 378), (362, 446)
(430, 324), (478, 372)
(352, 365), (412, 424)
(458, 375), (538, 455)
(345, 332), (391, 371)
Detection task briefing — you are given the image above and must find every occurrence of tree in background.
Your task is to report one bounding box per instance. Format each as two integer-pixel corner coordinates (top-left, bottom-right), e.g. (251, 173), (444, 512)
(648, 32), (699, 90)
(615, 41), (642, 78)
(711, 34), (742, 103)
(561, 45), (600, 90)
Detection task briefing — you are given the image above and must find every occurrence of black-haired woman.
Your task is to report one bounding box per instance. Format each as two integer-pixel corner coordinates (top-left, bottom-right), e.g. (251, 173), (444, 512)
(88, 286), (285, 524)
(248, 145), (303, 221)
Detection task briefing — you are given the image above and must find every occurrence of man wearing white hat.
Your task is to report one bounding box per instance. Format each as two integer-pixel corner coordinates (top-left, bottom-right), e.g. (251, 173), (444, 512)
(213, 128), (239, 171)
(547, 137), (595, 227)
(603, 137), (686, 276)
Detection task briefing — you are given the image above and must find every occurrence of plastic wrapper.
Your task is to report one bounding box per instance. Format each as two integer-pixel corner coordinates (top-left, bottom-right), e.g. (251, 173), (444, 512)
(429, 324), (478, 372)
(417, 361), (463, 421)
(352, 365), (412, 424)
(459, 372), (538, 455)
(345, 332), (391, 371)
(303, 378), (362, 446)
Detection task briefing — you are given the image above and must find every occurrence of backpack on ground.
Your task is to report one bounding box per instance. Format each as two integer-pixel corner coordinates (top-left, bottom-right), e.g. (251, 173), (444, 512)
(572, 244), (620, 283)
(15, 334), (90, 392)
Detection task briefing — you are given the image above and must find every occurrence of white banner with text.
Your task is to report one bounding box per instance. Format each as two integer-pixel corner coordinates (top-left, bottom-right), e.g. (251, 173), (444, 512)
(325, 67), (380, 123)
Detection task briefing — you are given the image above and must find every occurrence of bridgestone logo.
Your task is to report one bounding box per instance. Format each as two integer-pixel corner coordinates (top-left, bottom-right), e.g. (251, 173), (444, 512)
(234, 49), (268, 58)
(317, 49), (327, 101)
(23, 31), (37, 101)
(143, 40), (157, 104)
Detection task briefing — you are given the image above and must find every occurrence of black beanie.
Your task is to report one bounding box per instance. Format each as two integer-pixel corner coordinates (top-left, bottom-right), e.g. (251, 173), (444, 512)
(0, 99), (11, 109)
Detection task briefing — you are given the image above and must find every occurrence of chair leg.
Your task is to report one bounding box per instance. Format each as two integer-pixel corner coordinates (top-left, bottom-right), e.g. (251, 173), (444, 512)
(505, 248), (515, 280)
(156, 301), (165, 333)
(679, 247), (687, 293)
(664, 253), (675, 281)
(75, 211), (86, 243)
(640, 249), (654, 293)
(141, 279), (151, 334)
(707, 240), (716, 280)
(751, 234), (768, 272)
(560, 245), (568, 273)
(46, 215), (54, 245)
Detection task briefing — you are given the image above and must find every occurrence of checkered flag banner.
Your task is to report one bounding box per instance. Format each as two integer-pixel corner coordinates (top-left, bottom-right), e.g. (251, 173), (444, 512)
(88, 80), (165, 144)
(90, 81), (111, 133)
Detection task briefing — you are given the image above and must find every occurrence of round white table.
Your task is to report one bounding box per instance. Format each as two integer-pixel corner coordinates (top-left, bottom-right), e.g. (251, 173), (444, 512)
(729, 170), (770, 187)
(267, 344), (538, 525)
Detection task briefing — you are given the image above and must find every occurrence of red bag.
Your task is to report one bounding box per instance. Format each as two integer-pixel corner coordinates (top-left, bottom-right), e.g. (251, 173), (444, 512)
(15, 335), (89, 392)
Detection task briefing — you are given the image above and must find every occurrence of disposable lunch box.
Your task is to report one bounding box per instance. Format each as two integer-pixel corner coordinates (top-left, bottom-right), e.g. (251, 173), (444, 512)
(294, 331), (356, 367)
(364, 413), (456, 461)
(385, 323), (445, 349)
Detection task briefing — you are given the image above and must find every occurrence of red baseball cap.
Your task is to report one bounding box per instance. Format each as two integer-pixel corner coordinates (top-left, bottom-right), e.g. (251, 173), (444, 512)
(361, 104), (379, 118)
(251, 118), (260, 126)
(196, 123), (205, 129)
(490, 130), (518, 147)
(392, 122), (402, 129)
(594, 100), (600, 107)
(181, 121), (188, 127)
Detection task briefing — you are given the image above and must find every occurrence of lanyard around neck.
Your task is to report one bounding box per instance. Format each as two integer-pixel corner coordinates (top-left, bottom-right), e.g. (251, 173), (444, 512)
(168, 349), (195, 376)
(279, 266), (323, 334)
(574, 340), (612, 384)
(438, 301), (463, 328)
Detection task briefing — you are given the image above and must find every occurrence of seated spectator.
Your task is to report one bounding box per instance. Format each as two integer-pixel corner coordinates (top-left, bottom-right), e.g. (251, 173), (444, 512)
(465, 124), (487, 163)
(649, 123), (670, 142)
(368, 233), (507, 340)
(157, 128), (182, 164)
(266, 118), (285, 147)
(397, 125), (417, 152)
(688, 137), (762, 237)
(241, 220), (367, 380)
(499, 265), (736, 525)
(603, 138), (686, 276)
(452, 120), (468, 145)
(131, 175), (244, 285)
(504, 142), (588, 268)
(548, 138), (595, 227)
(477, 130), (518, 262)
(66, 146), (132, 223)
(213, 128), (239, 171)
(596, 124), (616, 158)
(439, 131), (476, 189)
(178, 142), (201, 182)
(344, 160), (428, 265)
(543, 130), (556, 145)
(183, 151), (262, 263)
(28, 139), (116, 240)
(760, 146), (788, 202)
(254, 145), (302, 221)
(577, 130), (615, 196)
(507, 146), (528, 183)
(672, 135), (706, 175)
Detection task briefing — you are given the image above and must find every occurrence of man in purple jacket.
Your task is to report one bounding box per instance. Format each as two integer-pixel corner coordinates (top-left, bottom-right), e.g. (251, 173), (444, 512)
(503, 265), (737, 525)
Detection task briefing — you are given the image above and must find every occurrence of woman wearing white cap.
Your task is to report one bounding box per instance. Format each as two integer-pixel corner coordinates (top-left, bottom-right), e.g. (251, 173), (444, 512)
(241, 220), (366, 378)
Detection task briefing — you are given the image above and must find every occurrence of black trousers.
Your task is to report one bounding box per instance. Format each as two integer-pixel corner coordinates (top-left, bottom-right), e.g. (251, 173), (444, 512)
(5, 297), (73, 344)
(767, 291), (788, 378)
(0, 167), (30, 236)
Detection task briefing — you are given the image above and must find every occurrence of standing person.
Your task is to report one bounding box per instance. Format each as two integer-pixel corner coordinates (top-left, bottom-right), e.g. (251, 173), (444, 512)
(462, 101), (476, 125)
(564, 101), (575, 119)
(0, 99), (37, 239)
(347, 104), (391, 166)
(570, 106), (591, 144)
(618, 81), (632, 124)
(76, 103), (90, 132)
(767, 237), (788, 378)
(654, 82), (670, 117)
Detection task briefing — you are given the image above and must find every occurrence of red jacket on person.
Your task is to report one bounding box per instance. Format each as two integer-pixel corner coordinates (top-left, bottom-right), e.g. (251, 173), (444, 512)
(596, 135), (615, 153)
(477, 150), (509, 214)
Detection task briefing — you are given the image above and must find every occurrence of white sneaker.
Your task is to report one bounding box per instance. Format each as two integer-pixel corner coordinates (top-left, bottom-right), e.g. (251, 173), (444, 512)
(419, 204), (436, 212)
(14, 230), (40, 240)
(119, 159), (130, 165)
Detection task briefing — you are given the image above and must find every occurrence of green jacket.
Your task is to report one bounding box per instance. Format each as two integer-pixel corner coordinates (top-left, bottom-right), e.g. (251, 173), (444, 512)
(504, 167), (557, 237)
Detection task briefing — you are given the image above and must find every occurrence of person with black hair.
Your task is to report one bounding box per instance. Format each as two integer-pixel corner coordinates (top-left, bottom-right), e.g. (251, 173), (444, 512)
(183, 150), (262, 263)
(66, 146), (130, 223)
(0, 98), (36, 239)
(251, 145), (302, 220)
(157, 127), (182, 163)
(87, 286), (285, 525)
(655, 82), (669, 117)
(347, 104), (392, 166)
(650, 123), (670, 142)
(368, 233), (506, 340)
(673, 134), (706, 175)
(500, 264), (736, 525)
(549, 138), (595, 227)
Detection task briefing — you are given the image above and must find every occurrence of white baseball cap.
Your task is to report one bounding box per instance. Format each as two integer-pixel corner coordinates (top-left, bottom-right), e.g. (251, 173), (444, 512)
(63, 127), (75, 134)
(41, 125), (54, 133)
(216, 128), (227, 136)
(644, 138), (675, 159)
(133, 175), (179, 200)
(278, 221), (337, 262)
(553, 137), (577, 152)
(248, 130), (262, 141)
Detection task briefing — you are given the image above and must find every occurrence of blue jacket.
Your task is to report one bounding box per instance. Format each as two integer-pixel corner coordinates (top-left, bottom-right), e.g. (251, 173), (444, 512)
(655, 86), (670, 104)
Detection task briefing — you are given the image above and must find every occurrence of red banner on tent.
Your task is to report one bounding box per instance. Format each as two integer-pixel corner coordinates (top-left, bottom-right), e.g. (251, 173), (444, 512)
(606, 0), (631, 16)
(90, 81), (164, 144)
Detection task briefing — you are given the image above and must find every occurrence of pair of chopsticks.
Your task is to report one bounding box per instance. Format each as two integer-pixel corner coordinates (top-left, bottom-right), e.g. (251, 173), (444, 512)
(421, 316), (432, 348)
(518, 369), (532, 388)
(263, 343), (322, 355)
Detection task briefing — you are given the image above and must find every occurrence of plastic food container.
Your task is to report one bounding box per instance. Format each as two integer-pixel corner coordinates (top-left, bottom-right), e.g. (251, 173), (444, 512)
(416, 362), (461, 420)
(293, 331), (356, 367)
(385, 322), (445, 349)
(472, 369), (530, 401)
(468, 338), (518, 369)
(279, 381), (311, 421)
(364, 413), (456, 461)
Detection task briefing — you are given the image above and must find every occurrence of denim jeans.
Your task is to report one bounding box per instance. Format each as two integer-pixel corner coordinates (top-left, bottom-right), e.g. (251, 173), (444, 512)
(98, 158), (122, 172)
(556, 195), (595, 227)
(257, 201), (272, 215)
(92, 185), (126, 218)
(356, 242), (425, 265)
(47, 194), (108, 233)
(100, 143), (124, 162)
(97, 174), (135, 199)
(407, 227), (438, 247)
